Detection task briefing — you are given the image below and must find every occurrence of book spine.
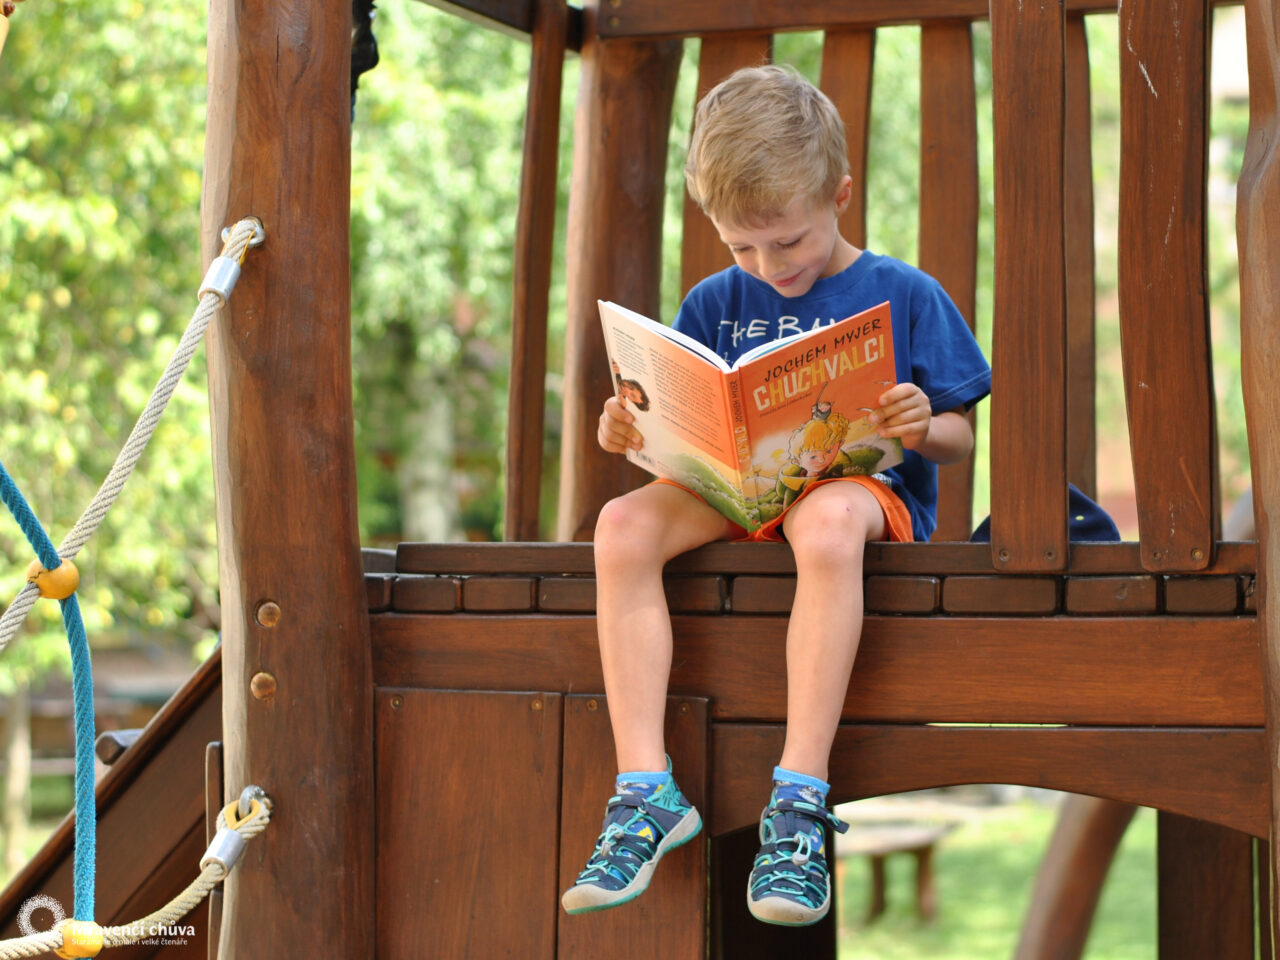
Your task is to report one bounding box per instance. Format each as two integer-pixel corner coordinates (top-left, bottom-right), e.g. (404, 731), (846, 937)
(726, 372), (752, 488)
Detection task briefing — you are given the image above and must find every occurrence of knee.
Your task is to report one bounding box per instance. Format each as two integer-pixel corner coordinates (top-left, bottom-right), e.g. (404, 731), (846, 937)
(786, 495), (873, 569)
(594, 494), (665, 572)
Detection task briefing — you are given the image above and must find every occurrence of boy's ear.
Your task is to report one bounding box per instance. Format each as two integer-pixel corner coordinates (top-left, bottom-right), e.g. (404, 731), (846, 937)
(833, 175), (854, 215)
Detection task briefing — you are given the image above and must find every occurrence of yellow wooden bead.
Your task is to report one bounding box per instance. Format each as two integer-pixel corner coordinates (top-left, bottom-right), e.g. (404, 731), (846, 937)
(54, 919), (104, 958)
(25, 558), (79, 599)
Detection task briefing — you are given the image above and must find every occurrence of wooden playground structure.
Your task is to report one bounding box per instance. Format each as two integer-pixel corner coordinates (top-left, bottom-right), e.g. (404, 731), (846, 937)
(2, 0), (1280, 956)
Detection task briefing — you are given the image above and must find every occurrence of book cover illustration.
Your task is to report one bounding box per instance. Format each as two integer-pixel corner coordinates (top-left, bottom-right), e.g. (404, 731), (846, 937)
(599, 300), (903, 531)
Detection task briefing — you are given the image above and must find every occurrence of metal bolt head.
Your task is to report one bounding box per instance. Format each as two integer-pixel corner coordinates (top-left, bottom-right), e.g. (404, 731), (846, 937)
(1191, 547), (1205, 562)
(256, 601), (282, 627)
(998, 548), (1011, 563)
(607, 15), (620, 27)
(531, 699), (543, 711)
(250, 672), (277, 701)
(586, 698), (598, 712)
(679, 702), (690, 714)
(390, 695), (404, 710)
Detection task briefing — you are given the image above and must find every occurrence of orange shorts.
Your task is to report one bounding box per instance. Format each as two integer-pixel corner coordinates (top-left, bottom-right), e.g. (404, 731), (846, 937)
(651, 474), (914, 543)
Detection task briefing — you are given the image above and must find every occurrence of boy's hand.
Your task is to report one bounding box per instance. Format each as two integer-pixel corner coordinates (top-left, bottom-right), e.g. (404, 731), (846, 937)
(870, 383), (932, 450)
(598, 395), (643, 454)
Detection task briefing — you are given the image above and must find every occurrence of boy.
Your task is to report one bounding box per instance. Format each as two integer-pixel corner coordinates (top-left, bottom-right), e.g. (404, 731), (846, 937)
(561, 64), (990, 926)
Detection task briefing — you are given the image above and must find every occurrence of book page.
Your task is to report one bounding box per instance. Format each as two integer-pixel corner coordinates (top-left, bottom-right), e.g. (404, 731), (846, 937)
(600, 303), (738, 469)
(734, 301), (904, 517)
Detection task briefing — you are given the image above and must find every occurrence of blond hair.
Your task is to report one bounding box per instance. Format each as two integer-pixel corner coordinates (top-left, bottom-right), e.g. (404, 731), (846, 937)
(685, 64), (849, 225)
(790, 412), (851, 457)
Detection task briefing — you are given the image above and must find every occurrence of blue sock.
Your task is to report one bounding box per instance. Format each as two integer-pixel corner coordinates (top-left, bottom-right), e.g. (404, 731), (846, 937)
(615, 768), (671, 798)
(771, 766), (830, 807)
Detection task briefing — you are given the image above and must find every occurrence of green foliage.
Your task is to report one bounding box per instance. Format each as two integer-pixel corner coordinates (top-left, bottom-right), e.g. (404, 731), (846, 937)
(0, 0), (217, 685)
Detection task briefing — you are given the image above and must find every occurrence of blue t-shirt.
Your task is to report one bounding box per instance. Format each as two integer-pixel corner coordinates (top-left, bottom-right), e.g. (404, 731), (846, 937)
(673, 251), (991, 540)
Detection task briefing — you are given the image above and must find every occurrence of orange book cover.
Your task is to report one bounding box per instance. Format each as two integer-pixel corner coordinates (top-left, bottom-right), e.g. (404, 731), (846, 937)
(599, 300), (902, 531)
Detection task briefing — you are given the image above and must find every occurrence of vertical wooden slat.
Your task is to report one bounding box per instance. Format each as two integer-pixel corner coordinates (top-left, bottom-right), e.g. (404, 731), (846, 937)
(919, 21), (980, 541)
(989, 0), (1069, 571)
(1117, 0), (1214, 571)
(1064, 14), (1098, 500)
(557, 8), (681, 541)
(1238, 0), (1280, 946)
(557, 694), (709, 958)
(204, 741), (224, 960)
(1157, 813), (1256, 959)
(505, 0), (568, 541)
(820, 28), (876, 251)
(200, 0), (375, 952)
(376, 690), (563, 958)
(680, 34), (774, 298)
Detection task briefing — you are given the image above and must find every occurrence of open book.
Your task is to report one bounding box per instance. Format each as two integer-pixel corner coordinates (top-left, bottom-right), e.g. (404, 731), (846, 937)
(599, 299), (903, 532)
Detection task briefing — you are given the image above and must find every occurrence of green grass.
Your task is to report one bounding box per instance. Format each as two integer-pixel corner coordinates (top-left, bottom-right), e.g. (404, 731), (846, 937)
(838, 799), (1156, 960)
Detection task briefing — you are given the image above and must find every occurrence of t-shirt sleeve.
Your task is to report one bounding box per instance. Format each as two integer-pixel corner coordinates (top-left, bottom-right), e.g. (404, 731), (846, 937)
(910, 278), (991, 413)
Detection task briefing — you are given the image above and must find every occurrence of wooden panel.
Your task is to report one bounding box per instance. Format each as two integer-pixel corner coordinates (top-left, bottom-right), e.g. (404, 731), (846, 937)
(366, 574), (392, 612)
(593, 0), (1237, 38)
(539, 576), (596, 612)
(557, 695), (708, 958)
(558, 30), (682, 539)
(1064, 14), (1098, 499)
(730, 575), (794, 614)
(1117, 0), (1214, 572)
(1013, 796), (1137, 960)
(941, 576), (1059, 614)
(711, 827), (837, 958)
(1236, 0), (1280, 942)
(505, 0), (568, 540)
(711, 724), (1269, 840)
(376, 689), (562, 959)
(371, 613), (1264, 726)
(201, 0), (375, 950)
(919, 20), (980, 542)
(680, 33), (772, 298)
(866, 575), (939, 613)
(392, 539), (1258, 577)
(1165, 576), (1240, 614)
(820, 27), (875, 250)
(392, 575), (461, 612)
(1065, 575), (1159, 614)
(665, 575), (727, 612)
(989, 0), (1069, 571)
(111, 821), (209, 959)
(1157, 813), (1256, 959)
(462, 575), (538, 610)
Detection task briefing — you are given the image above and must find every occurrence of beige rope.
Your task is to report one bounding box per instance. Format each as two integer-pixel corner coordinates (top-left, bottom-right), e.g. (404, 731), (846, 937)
(0, 795), (271, 959)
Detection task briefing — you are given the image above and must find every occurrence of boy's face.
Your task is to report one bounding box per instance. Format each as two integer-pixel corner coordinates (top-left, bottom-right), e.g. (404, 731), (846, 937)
(712, 179), (857, 299)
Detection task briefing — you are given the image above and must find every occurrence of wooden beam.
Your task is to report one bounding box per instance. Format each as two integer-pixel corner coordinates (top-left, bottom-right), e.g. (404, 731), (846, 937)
(1117, 0), (1215, 572)
(680, 34), (772, 299)
(504, 0), (567, 540)
(989, 0), (1069, 571)
(592, 0), (1242, 40)
(557, 6), (682, 540)
(711, 724), (1268, 839)
(200, 0), (374, 953)
(918, 20), (979, 541)
(1064, 14), (1098, 501)
(1157, 813), (1256, 959)
(1237, 0), (1280, 947)
(372, 613), (1264, 726)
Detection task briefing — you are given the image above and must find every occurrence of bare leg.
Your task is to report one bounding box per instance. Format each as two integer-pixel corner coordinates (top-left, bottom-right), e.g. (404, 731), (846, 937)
(777, 482), (885, 781)
(594, 483), (735, 773)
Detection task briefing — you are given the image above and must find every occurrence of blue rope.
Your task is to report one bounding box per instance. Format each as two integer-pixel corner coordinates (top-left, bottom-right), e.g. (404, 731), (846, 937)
(0, 458), (96, 921)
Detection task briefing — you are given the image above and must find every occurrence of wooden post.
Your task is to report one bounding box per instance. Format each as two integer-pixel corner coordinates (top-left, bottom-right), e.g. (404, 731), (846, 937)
(200, 0), (374, 955)
(1238, 0), (1280, 948)
(556, 3), (681, 541)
